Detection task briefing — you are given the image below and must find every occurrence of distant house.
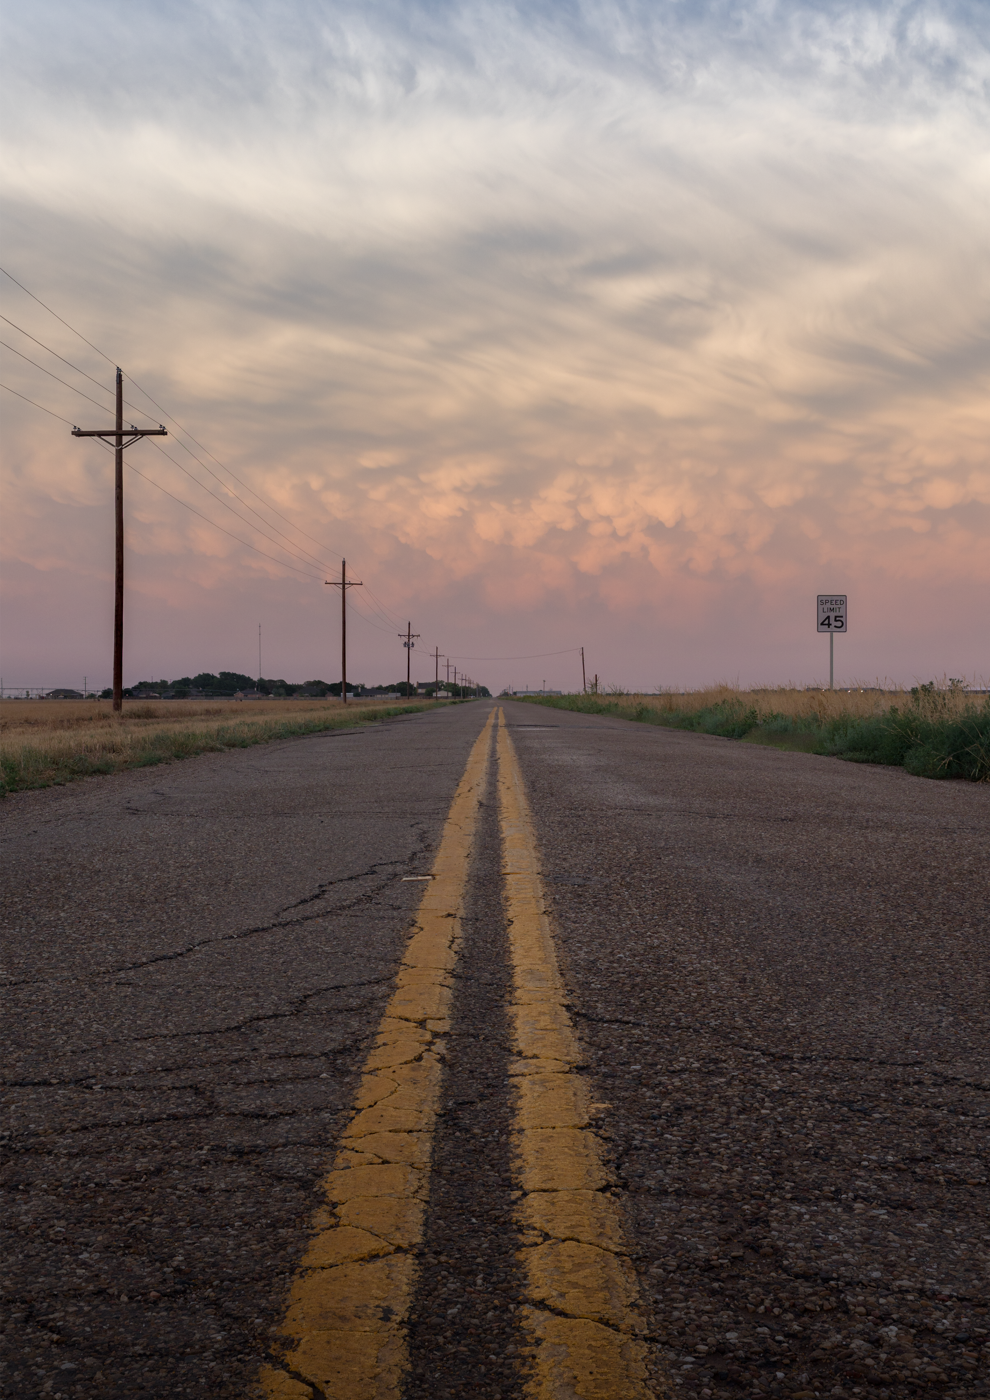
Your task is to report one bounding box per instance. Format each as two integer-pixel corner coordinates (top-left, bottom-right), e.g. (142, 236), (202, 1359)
(45, 688), (84, 699)
(233, 691), (266, 700)
(130, 689), (161, 699)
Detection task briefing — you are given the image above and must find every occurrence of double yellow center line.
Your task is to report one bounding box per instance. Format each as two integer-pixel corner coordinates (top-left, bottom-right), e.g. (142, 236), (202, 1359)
(260, 709), (660, 1399)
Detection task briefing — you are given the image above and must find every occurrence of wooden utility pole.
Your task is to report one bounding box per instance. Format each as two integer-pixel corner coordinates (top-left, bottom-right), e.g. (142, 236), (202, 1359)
(581, 646), (587, 694)
(72, 369), (167, 713)
(434, 646), (442, 700)
(325, 559), (362, 703)
(398, 622), (420, 697)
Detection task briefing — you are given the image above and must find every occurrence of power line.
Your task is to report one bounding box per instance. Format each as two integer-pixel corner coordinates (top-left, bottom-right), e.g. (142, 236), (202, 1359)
(2, 266), (343, 565)
(159, 440), (338, 570)
(1, 314), (331, 566)
(144, 438), (338, 574)
(348, 600), (405, 636)
(3, 336), (336, 573)
(0, 381), (75, 424)
(363, 581), (409, 628)
(1, 269), (441, 642)
(0, 313), (168, 426)
(0, 314), (127, 403)
(3, 378), (322, 580)
(6, 379), (457, 686)
(0, 266), (116, 367)
(4, 370), (444, 650)
(0, 339), (119, 417)
(112, 441), (324, 580)
(2, 309), (340, 572)
(125, 460), (323, 579)
(446, 648), (583, 660)
(121, 370), (348, 565)
(355, 586), (408, 631)
(143, 434), (330, 571)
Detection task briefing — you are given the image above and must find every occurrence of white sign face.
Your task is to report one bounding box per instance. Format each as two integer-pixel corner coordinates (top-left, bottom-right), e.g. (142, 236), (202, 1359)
(817, 594), (848, 632)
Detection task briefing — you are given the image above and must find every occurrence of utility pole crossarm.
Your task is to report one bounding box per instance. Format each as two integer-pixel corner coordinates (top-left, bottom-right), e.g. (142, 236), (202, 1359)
(72, 427), (167, 437)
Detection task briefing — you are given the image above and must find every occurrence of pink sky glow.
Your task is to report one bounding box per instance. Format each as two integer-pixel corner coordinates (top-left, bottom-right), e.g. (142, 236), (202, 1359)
(2, 2), (988, 695)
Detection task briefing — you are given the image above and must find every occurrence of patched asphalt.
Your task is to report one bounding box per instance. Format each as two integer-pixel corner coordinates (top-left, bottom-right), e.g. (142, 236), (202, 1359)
(2, 697), (987, 1400)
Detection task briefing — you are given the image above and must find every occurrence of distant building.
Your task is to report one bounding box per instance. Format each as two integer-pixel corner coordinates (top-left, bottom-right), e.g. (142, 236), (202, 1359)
(233, 691), (266, 700)
(45, 688), (84, 699)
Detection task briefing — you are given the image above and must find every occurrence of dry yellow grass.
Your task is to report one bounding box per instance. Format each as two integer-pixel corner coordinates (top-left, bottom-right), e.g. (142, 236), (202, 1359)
(597, 682), (979, 725)
(0, 696), (446, 793)
(525, 680), (990, 780)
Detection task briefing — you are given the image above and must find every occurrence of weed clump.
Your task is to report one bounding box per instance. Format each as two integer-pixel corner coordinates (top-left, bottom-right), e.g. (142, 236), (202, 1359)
(818, 685), (990, 780)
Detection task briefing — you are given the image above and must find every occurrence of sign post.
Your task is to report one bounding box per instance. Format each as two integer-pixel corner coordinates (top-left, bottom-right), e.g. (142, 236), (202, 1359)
(817, 595), (847, 690)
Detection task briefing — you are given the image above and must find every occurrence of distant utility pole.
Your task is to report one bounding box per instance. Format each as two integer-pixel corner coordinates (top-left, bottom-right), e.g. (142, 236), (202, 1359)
(325, 559), (362, 703)
(71, 368), (167, 713)
(399, 622), (420, 696)
(581, 646), (586, 694)
(434, 647), (442, 700)
(453, 666), (458, 693)
(258, 623), (262, 687)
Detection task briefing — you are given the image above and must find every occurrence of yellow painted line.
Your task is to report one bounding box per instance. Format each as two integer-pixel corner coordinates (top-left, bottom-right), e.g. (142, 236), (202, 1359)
(259, 709), (496, 1400)
(496, 709), (666, 1399)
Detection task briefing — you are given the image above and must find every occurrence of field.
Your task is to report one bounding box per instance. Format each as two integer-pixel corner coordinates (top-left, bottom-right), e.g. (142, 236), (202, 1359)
(519, 683), (990, 781)
(0, 696), (451, 794)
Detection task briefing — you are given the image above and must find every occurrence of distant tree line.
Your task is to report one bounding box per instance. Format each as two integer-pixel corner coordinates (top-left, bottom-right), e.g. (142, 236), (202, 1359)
(107, 673), (490, 699)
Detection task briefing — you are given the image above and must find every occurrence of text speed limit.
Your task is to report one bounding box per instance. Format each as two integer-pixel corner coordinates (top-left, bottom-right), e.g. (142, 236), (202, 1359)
(817, 595), (848, 632)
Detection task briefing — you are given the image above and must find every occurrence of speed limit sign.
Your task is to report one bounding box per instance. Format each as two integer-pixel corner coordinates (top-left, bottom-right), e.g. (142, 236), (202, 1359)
(817, 596), (847, 632)
(818, 595), (846, 689)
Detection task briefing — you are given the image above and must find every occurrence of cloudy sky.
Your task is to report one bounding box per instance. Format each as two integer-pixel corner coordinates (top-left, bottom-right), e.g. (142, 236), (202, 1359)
(2, 0), (988, 693)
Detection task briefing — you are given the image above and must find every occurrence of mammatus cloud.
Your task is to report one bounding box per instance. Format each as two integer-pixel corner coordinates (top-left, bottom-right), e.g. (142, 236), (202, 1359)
(1, 1), (988, 688)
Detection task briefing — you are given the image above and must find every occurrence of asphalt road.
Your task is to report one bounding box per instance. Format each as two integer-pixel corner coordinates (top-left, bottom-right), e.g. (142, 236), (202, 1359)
(1, 699), (988, 1400)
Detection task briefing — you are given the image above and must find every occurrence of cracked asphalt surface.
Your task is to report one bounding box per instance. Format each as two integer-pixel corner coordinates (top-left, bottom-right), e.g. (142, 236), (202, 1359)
(2, 698), (988, 1399)
(1, 709), (480, 1399)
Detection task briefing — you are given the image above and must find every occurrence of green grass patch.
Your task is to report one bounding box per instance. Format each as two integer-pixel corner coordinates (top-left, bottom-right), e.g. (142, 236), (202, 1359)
(738, 729), (822, 753)
(1, 702), (463, 795)
(518, 691), (990, 781)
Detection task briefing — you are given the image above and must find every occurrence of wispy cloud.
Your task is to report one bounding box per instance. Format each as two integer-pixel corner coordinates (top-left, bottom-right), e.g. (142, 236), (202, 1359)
(2, 1), (988, 688)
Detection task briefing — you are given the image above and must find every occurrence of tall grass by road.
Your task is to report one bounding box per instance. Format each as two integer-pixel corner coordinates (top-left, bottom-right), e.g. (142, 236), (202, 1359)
(0, 697), (456, 795)
(520, 684), (990, 781)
